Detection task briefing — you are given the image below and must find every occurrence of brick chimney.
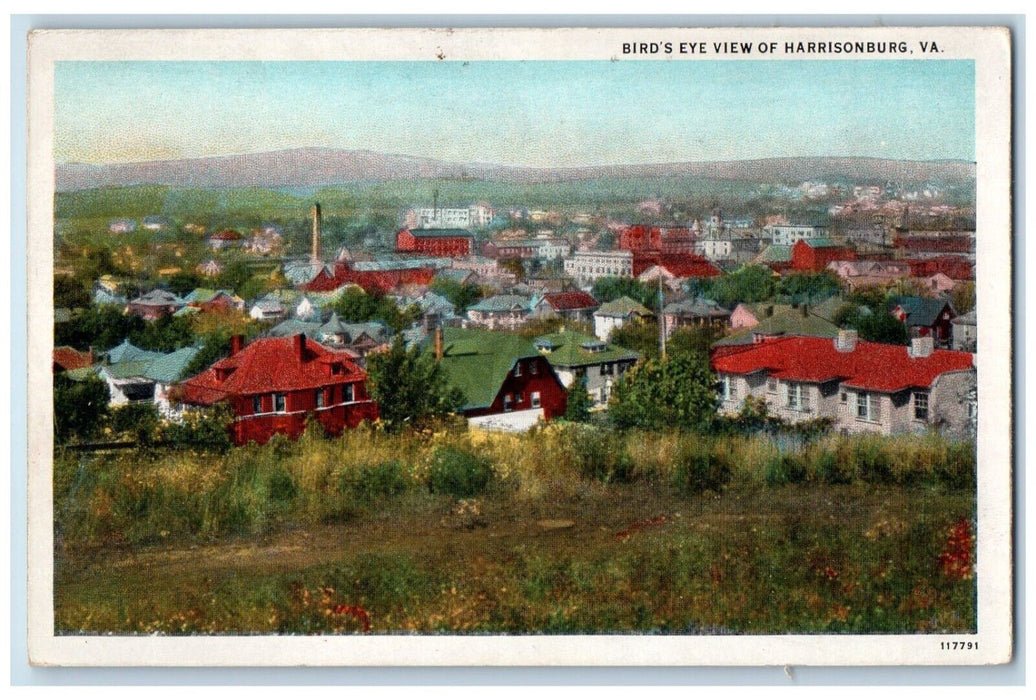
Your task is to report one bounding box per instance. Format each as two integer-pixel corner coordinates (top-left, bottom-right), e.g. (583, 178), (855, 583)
(230, 334), (244, 356)
(834, 329), (858, 353)
(909, 336), (934, 358)
(294, 333), (306, 362)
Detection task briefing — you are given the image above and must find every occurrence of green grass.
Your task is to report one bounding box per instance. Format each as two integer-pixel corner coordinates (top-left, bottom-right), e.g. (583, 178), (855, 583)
(53, 426), (976, 635)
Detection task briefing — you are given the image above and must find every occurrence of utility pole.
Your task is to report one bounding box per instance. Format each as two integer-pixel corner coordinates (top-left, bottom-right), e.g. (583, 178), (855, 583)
(658, 274), (667, 361)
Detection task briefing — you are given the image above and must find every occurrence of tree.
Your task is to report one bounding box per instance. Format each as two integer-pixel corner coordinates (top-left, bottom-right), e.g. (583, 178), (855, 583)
(165, 270), (204, 297)
(706, 265), (777, 307)
(666, 326), (721, 359)
(855, 310), (909, 345)
(562, 375), (593, 423)
(608, 351), (718, 431)
(591, 276), (655, 308)
(777, 271), (843, 304)
(53, 276), (90, 309)
(429, 277), (484, 314)
(129, 314), (196, 353)
(951, 281), (976, 316)
(54, 305), (146, 353)
(54, 373), (110, 444)
(609, 320), (662, 361)
(365, 336), (464, 433)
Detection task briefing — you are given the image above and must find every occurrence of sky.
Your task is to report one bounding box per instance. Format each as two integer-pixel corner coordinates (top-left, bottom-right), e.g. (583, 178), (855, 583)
(54, 60), (975, 167)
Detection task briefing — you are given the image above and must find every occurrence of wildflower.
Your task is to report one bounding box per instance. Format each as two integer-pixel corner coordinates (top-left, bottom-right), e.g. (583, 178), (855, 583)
(938, 517), (975, 580)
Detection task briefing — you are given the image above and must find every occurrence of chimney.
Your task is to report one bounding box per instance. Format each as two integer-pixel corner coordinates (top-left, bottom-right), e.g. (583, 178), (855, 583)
(909, 336), (934, 358)
(294, 333), (306, 362)
(230, 334), (244, 356)
(311, 202), (322, 263)
(434, 326), (443, 361)
(835, 329), (858, 353)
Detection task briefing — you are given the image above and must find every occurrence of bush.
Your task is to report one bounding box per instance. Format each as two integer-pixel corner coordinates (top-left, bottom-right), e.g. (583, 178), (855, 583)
(268, 468), (298, 503)
(813, 448), (853, 485)
(339, 460), (409, 504)
(765, 453), (808, 487)
(569, 427), (634, 483)
(856, 440), (895, 485)
(426, 447), (493, 497)
(937, 442), (977, 490)
(672, 443), (732, 495)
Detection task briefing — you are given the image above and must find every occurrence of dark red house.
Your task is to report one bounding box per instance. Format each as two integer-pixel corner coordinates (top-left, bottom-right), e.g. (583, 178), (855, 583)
(178, 334), (378, 445)
(790, 239), (857, 272)
(396, 228), (475, 257)
(432, 327), (567, 431)
(631, 251), (722, 278)
(619, 225), (698, 254)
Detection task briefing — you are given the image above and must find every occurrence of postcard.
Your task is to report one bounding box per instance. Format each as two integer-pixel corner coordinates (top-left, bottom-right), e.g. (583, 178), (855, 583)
(26, 25), (1012, 666)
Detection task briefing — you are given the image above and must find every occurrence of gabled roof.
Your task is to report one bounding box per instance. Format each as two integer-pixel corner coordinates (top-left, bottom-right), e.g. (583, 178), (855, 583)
(105, 339), (164, 365)
(533, 330), (639, 368)
(53, 346), (93, 372)
(144, 346), (201, 383)
(268, 319), (322, 337)
(715, 307), (840, 346)
(595, 296), (654, 319)
(435, 268), (478, 285)
(889, 296), (955, 327)
(430, 327), (543, 411)
(712, 336), (973, 393)
(180, 335), (367, 404)
(468, 295), (532, 313)
(184, 288), (238, 304)
(539, 291), (600, 311)
(129, 289), (184, 307)
(663, 297), (730, 318)
(754, 245), (793, 263)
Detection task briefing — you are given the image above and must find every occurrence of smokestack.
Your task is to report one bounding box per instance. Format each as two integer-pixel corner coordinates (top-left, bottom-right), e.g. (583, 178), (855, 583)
(434, 326), (443, 361)
(294, 333), (306, 362)
(230, 334), (244, 356)
(835, 329), (858, 353)
(311, 202), (322, 263)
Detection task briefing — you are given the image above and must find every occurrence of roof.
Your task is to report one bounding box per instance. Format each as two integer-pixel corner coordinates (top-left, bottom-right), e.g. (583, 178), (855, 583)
(210, 229), (243, 240)
(435, 268), (477, 284)
(889, 296), (955, 327)
(179, 335), (367, 405)
(128, 289), (184, 307)
(533, 330), (639, 368)
(144, 346), (201, 383)
(184, 288), (239, 304)
(430, 327), (543, 410)
(595, 296), (654, 319)
(468, 295), (532, 313)
(53, 346), (93, 371)
(712, 336), (973, 393)
(268, 319), (322, 337)
(403, 228), (474, 239)
(663, 297), (730, 318)
(715, 306), (841, 346)
(754, 245), (793, 263)
(539, 291), (600, 311)
(794, 238), (843, 249)
(105, 339), (164, 365)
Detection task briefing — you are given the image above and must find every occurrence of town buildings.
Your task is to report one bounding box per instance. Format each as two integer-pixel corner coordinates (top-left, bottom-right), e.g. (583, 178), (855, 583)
(396, 228), (475, 257)
(126, 289), (185, 320)
(530, 291), (601, 324)
(178, 334), (377, 445)
(712, 332), (975, 436)
(564, 250), (634, 286)
(466, 295), (532, 331)
(764, 223), (830, 246)
(533, 330), (639, 408)
(593, 296), (655, 342)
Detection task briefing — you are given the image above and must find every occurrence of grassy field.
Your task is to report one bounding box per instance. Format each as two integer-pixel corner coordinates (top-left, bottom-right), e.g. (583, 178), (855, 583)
(54, 425), (976, 635)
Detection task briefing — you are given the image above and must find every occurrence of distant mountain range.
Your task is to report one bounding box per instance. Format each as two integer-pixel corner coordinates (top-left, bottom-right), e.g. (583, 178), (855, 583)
(55, 147), (976, 192)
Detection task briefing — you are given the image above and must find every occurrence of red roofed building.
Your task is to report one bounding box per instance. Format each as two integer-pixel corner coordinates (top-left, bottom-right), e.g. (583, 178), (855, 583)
(299, 262), (437, 294)
(790, 239), (857, 272)
(396, 228), (474, 257)
(53, 346), (93, 373)
(906, 256), (975, 281)
(531, 291), (601, 324)
(631, 252), (722, 278)
(178, 334), (378, 445)
(711, 332), (975, 436)
(618, 226), (698, 254)
(207, 229), (243, 250)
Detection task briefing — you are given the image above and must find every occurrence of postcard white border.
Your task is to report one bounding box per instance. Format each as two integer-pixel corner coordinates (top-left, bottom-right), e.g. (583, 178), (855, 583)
(25, 25), (1013, 667)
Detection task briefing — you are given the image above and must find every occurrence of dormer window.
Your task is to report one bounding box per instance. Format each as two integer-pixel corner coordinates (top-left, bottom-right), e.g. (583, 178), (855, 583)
(514, 361), (522, 377)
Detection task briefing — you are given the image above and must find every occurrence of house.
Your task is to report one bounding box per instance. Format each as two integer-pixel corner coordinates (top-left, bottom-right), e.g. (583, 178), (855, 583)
(631, 252), (723, 279)
(593, 296), (655, 341)
(430, 327), (567, 432)
(178, 334), (377, 445)
(267, 316), (391, 359)
(752, 244), (794, 272)
(183, 288), (245, 313)
(636, 265), (684, 293)
(466, 295), (532, 331)
(395, 228), (475, 257)
(906, 256), (974, 282)
(889, 296), (956, 346)
(533, 330), (639, 408)
(951, 310), (977, 352)
(126, 289), (185, 320)
(207, 229), (243, 250)
(617, 225), (698, 254)
(699, 229), (760, 263)
(196, 259), (224, 278)
(662, 297), (731, 337)
(917, 272), (959, 295)
(716, 303), (841, 347)
(790, 239), (856, 272)
(108, 218), (137, 234)
(397, 291), (457, 329)
(294, 295), (323, 322)
(88, 339), (200, 409)
(827, 260), (910, 291)
(763, 223), (829, 246)
(142, 215), (168, 231)
(249, 296), (286, 322)
(530, 291), (600, 324)
(711, 332), (975, 436)
(730, 302), (795, 330)
(52, 346), (93, 373)
(92, 276), (127, 306)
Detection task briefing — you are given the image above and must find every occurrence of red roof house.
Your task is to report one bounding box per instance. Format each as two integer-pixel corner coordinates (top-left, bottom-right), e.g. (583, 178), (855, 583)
(711, 333), (975, 435)
(790, 239), (856, 272)
(178, 334), (377, 445)
(531, 291), (601, 323)
(631, 252), (722, 278)
(299, 262), (437, 294)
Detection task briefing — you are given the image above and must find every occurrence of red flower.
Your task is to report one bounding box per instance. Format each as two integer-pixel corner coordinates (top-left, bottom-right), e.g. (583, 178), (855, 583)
(938, 517), (975, 581)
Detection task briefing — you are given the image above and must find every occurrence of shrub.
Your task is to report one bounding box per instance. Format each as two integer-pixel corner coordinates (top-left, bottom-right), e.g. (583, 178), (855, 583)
(339, 460), (409, 505)
(569, 427), (634, 483)
(856, 440), (895, 485)
(813, 447), (853, 485)
(426, 447), (493, 497)
(765, 453), (807, 487)
(268, 468), (298, 503)
(937, 441), (977, 490)
(672, 443), (732, 495)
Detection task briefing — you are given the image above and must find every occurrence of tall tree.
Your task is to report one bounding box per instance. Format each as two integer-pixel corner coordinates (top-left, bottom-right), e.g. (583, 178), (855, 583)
(608, 351), (718, 431)
(365, 336), (464, 433)
(562, 375), (593, 423)
(54, 373), (110, 444)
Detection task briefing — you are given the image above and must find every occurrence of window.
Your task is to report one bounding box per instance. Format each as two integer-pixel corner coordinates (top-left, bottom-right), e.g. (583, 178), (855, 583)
(316, 389), (326, 409)
(786, 383), (810, 412)
(503, 394), (514, 412)
(913, 391), (929, 421)
(601, 362), (614, 376)
(531, 391), (541, 408)
(252, 395), (263, 414)
(513, 361), (522, 377)
(343, 384), (355, 403)
(767, 378), (777, 393)
(516, 392), (524, 405)
(856, 393), (879, 422)
(840, 392), (848, 404)
(721, 376), (733, 401)
(274, 393), (287, 413)
(530, 361), (539, 375)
